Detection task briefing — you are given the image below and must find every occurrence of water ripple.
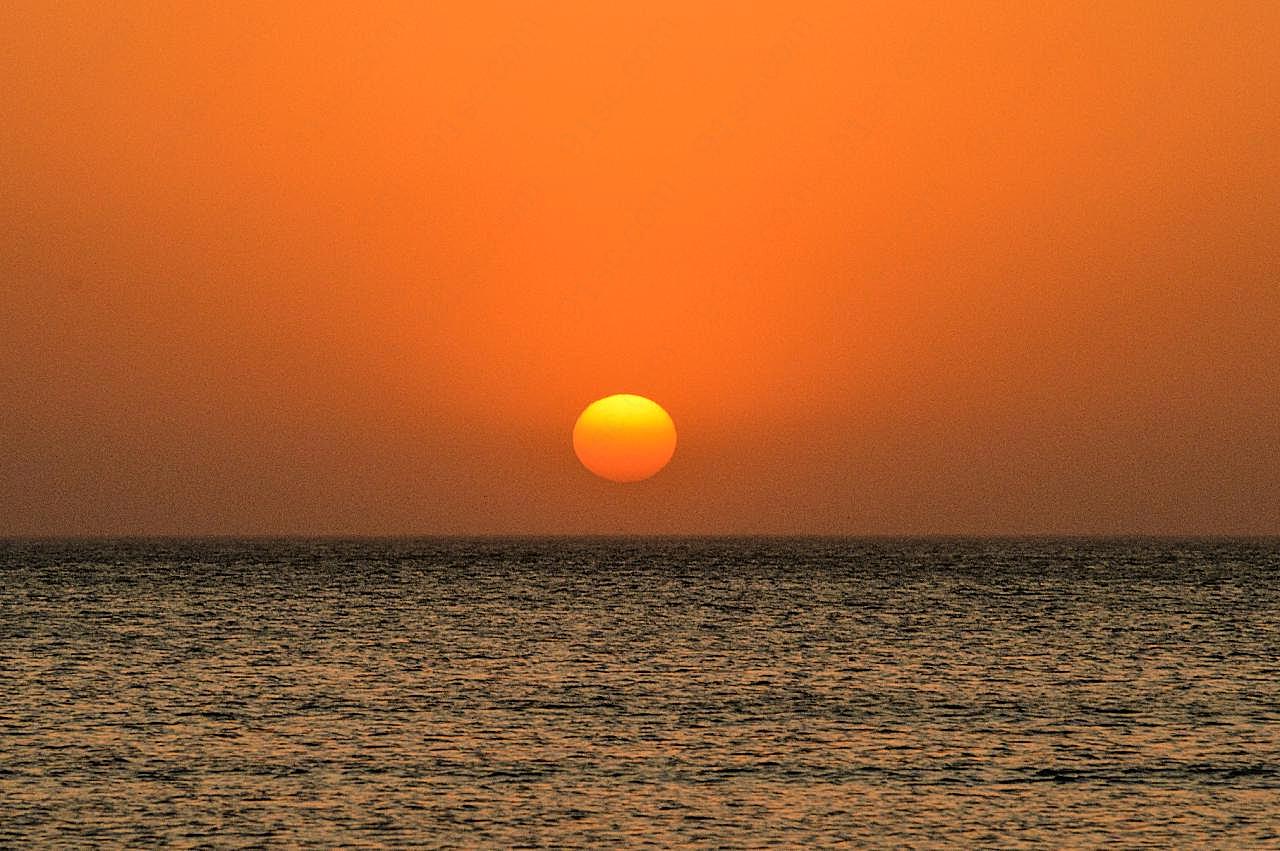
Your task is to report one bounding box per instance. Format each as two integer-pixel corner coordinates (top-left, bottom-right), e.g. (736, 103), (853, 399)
(1, 537), (1278, 846)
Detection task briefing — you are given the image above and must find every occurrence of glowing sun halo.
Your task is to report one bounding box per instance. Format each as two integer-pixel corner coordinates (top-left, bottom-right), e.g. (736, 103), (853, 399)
(573, 394), (677, 483)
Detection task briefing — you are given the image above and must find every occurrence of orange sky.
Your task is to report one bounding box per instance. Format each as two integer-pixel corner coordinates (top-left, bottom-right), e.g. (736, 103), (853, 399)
(3, 1), (1278, 535)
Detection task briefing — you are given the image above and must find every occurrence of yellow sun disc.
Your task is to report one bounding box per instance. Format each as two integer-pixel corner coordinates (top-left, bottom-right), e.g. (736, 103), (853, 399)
(572, 394), (677, 483)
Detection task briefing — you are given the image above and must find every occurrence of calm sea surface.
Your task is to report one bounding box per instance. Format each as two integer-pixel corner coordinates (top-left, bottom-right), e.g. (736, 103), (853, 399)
(2, 538), (1278, 847)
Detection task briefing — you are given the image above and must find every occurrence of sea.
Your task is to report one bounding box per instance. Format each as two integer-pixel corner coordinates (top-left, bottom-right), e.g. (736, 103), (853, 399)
(2, 537), (1278, 847)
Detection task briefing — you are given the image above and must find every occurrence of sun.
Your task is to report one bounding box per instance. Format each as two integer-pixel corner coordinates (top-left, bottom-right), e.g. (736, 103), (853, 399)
(573, 394), (677, 483)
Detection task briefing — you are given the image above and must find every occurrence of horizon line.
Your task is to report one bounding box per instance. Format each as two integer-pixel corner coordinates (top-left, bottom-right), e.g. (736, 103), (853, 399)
(3, 532), (1279, 542)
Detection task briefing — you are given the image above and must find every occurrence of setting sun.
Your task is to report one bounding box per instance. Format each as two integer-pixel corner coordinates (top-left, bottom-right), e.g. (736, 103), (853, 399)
(573, 395), (677, 483)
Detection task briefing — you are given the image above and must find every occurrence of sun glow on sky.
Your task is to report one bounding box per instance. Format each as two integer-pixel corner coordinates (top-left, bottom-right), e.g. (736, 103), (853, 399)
(2, 1), (1278, 535)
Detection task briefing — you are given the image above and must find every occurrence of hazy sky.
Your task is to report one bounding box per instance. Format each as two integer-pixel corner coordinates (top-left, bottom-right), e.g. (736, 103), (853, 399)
(3, 1), (1278, 535)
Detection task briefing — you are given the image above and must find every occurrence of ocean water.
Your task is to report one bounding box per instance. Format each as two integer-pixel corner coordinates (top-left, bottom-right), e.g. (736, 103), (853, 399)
(1, 537), (1278, 847)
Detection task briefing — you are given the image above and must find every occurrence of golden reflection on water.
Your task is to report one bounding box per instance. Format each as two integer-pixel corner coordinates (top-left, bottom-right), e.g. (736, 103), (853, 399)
(2, 538), (1278, 846)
